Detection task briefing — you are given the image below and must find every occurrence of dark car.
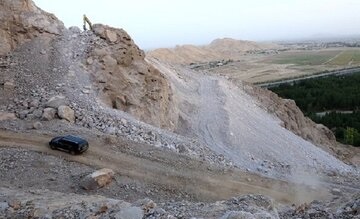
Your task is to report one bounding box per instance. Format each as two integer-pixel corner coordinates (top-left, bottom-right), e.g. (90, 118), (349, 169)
(49, 135), (89, 154)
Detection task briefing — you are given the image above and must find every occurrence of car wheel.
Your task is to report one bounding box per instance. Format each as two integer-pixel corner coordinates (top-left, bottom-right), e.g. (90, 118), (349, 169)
(70, 150), (76, 155)
(50, 144), (56, 150)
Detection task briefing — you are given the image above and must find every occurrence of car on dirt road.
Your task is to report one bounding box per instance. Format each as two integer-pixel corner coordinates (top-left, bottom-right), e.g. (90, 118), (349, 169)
(49, 135), (89, 155)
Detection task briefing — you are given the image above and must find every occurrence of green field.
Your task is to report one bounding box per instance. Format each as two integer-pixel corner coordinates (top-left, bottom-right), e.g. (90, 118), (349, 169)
(268, 50), (341, 66)
(328, 50), (360, 65)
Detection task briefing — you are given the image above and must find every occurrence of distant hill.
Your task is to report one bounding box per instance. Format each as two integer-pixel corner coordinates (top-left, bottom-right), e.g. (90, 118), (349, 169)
(147, 38), (281, 64)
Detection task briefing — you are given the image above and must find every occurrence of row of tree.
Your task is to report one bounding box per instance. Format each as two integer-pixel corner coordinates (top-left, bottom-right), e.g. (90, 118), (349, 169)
(310, 112), (360, 146)
(270, 72), (360, 146)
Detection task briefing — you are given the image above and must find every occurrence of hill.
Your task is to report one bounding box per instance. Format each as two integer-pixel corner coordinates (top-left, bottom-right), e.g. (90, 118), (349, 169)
(147, 38), (281, 64)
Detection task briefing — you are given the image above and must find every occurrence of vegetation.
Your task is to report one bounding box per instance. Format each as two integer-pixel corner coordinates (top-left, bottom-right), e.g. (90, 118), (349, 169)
(268, 50), (340, 65)
(267, 49), (360, 66)
(270, 72), (360, 146)
(328, 50), (360, 65)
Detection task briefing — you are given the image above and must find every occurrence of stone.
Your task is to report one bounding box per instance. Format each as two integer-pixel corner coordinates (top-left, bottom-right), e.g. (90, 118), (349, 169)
(86, 57), (94, 65)
(0, 112), (16, 121)
(8, 200), (21, 210)
(82, 89), (91, 94)
(29, 99), (40, 108)
(33, 109), (43, 118)
(121, 118), (128, 126)
(105, 29), (118, 43)
(105, 127), (116, 135)
(57, 105), (75, 123)
(33, 207), (50, 218)
(42, 108), (57, 121)
(0, 202), (9, 212)
(46, 95), (69, 109)
(331, 188), (342, 196)
(18, 110), (29, 119)
(33, 121), (43, 129)
(113, 206), (143, 219)
(4, 81), (15, 90)
(80, 168), (115, 190)
(102, 55), (117, 67)
(134, 198), (156, 213)
(92, 24), (106, 38)
(69, 26), (81, 34)
(21, 100), (29, 108)
(221, 211), (255, 219)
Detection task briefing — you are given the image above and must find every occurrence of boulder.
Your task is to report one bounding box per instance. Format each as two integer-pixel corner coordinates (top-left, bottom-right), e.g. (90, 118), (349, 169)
(42, 108), (57, 121)
(18, 110), (29, 119)
(221, 211), (255, 219)
(4, 81), (15, 91)
(105, 29), (118, 43)
(29, 99), (40, 108)
(57, 106), (75, 123)
(102, 55), (117, 68)
(33, 121), (43, 129)
(69, 26), (81, 34)
(86, 57), (94, 65)
(46, 96), (68, 108)
(8, 199), (21, 210)
(80, 168), (115, 190)
(33, 109), (43, 118)
(112, 206), (143, 219)
(0, 112), (16, 121)
(331, 188), (342, 196)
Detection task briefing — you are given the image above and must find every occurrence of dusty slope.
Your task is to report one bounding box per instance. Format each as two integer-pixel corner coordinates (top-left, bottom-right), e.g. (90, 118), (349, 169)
(243, 82), (360, 164)
(149, 58), (356, 180)
(147, 38), (280, 64)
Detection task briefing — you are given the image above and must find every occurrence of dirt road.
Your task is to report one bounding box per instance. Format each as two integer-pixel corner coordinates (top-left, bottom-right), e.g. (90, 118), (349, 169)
(0, 129), (332, 205)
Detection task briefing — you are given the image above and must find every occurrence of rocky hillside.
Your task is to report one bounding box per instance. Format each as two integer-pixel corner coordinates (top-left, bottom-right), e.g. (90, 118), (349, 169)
(0, 0), (64, 55)
(1, 0), (360, 218)
(0, 0), (177, 130)
(147, 38), (280, 64)
(87, 24), (176, 129)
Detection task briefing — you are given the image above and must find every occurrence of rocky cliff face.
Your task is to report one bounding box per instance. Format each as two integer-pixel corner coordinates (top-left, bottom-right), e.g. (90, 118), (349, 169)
(0, 0), (65, 55)
(87, 24), (176, 129)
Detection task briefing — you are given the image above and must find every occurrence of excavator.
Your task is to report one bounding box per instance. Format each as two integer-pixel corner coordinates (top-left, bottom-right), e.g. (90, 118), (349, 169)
(83, 14), (93, 31)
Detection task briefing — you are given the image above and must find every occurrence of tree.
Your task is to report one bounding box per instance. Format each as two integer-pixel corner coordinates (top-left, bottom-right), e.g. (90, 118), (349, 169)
(345, 127), (355, 145)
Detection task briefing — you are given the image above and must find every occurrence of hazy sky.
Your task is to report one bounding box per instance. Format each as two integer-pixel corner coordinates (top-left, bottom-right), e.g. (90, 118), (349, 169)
(34, 0), (360, 49)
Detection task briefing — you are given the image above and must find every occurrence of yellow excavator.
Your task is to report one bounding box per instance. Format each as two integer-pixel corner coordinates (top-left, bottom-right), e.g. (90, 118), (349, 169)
(83, 14), (93, 31)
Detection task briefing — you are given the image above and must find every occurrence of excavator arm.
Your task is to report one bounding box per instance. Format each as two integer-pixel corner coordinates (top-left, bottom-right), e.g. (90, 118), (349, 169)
(83, 14), (93, 31)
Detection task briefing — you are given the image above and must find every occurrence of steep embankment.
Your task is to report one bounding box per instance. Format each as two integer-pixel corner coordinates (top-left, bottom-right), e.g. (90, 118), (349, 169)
(147, 38), (280, 64)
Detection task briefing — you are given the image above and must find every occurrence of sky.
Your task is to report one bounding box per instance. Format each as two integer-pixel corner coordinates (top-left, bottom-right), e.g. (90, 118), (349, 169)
(33, 0), (360, 49)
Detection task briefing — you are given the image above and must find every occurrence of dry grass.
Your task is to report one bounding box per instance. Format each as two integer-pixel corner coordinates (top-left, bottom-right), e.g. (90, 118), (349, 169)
(328, 49), (360, 65)
(266, 50), (341, 66)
